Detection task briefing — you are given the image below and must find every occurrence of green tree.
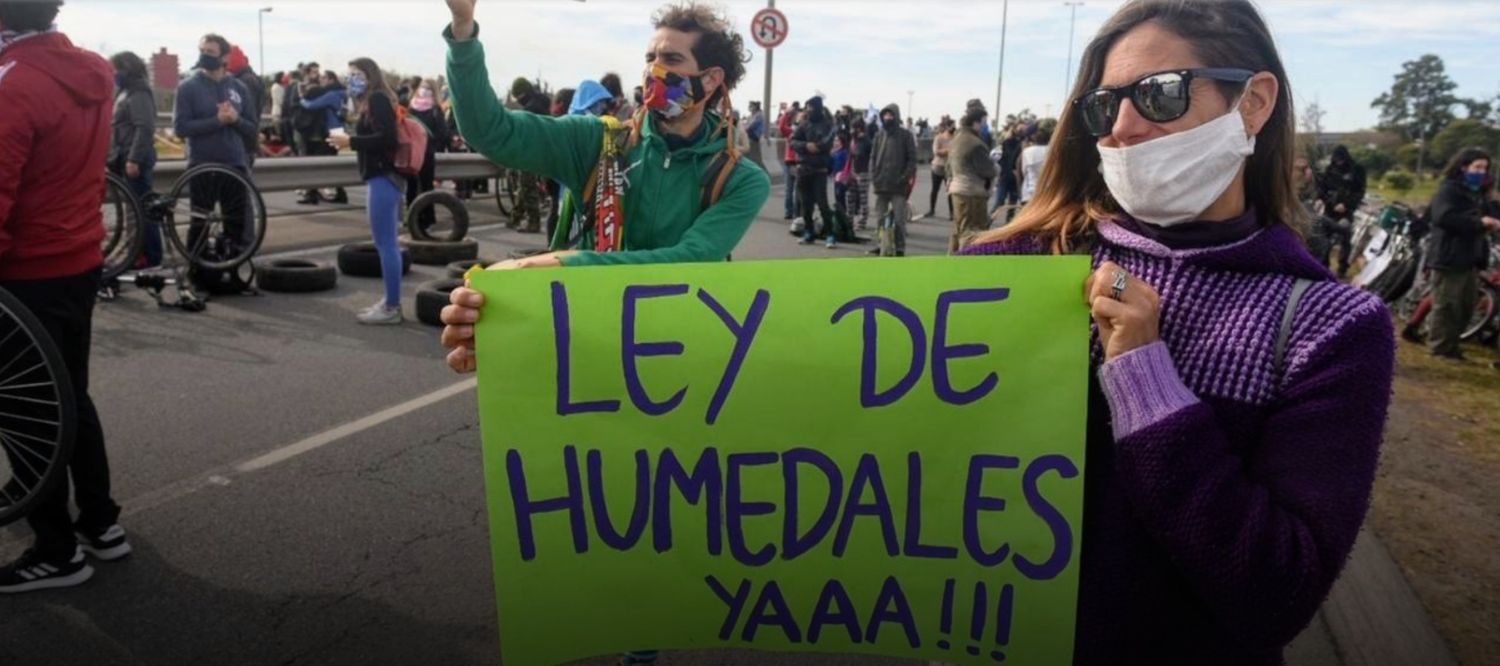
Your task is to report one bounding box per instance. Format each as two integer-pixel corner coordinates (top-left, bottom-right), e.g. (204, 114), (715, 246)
(1430, 118), (1500, 167)
(1371, 55), (1471, 143)
(1351, 145), (1396, 179)
(1382, 169), (1415, 195)
(1396, 143), (1425, 172)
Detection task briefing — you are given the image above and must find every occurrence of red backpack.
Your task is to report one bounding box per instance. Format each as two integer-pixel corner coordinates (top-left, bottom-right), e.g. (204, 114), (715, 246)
(394, 106), (429, 177)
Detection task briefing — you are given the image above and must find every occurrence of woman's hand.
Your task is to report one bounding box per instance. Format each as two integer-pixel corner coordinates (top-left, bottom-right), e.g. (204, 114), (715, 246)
(125, 161), (141, 179)
(446, 0), (477, 40)
(327, 133), (351, 150)
(1085, 261), (1162, 362)
(438, 251), (575, 374)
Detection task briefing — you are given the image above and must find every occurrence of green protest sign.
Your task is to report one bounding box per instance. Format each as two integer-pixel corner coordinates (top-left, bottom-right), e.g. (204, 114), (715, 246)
(472, 256), (1090, 665)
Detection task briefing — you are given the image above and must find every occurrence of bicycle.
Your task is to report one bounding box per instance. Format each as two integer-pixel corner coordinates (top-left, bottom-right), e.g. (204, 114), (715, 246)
(0, 286), (77, 527)
(98, 164), (268, 311)
(1399, 242), (1500, 345)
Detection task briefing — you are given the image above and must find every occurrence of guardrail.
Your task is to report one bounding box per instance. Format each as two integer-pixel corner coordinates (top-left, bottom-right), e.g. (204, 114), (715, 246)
(151, 153), (503, 195)
(149, 136), (937, 194)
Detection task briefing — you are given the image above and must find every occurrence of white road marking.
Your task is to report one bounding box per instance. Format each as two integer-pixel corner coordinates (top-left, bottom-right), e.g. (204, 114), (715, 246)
(54, 378), (479, 523)
(236, 378), (477, 473)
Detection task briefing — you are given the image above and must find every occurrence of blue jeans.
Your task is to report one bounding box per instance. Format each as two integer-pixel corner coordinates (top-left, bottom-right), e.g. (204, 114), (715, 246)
(991, 172), (1018, 214)
(367, 175), (405, 307)
(113, 153), (163, 266)
(782, 161), (798, 218)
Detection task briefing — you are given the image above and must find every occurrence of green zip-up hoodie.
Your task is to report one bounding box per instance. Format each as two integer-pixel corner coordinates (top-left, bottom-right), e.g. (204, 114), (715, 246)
(445, 25), (770, 267)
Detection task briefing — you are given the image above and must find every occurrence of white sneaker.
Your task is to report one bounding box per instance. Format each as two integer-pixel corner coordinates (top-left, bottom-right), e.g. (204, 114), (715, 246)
(357, 304), (403, 325)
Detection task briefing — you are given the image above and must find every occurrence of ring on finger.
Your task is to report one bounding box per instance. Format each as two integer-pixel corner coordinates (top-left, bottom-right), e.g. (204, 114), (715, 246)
(1110, 270), (1128, 301)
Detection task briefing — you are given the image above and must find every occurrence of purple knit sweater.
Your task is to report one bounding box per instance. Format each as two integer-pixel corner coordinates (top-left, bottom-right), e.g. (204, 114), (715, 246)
(962, 217), (1395, 664)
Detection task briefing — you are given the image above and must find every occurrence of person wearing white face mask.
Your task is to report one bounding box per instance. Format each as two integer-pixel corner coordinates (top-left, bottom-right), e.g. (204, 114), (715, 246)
(962, 0), (1394, 661)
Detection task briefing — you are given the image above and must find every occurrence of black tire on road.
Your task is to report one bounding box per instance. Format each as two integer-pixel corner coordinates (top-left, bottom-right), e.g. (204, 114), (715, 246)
(337, 242), (412, 278)
(405, 237), (479, 266)
(405, 190), (470, 242)
(255, 259), (338, 293)
(446, 257), (501, 279)
(416, 278), (465, 327)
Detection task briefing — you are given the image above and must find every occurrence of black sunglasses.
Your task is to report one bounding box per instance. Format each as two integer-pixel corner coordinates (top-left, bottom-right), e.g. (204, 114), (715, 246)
(1072, 68), (1255, 138)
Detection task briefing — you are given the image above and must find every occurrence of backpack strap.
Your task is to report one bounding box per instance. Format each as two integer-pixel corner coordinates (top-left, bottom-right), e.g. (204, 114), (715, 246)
(698, 150), (740, 213)
(1274, 278), (1314, 383)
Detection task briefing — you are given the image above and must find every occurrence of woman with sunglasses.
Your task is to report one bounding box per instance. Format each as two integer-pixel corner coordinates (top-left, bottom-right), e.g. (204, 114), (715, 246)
(962, 0), (1394, 661)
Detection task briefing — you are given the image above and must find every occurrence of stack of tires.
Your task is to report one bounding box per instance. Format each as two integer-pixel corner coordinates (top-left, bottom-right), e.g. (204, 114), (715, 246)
(400, 190), (495, 327)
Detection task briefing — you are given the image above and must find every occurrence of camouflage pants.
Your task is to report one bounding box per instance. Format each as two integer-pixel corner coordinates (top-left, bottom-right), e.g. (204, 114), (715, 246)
(510, 172), (543, 232)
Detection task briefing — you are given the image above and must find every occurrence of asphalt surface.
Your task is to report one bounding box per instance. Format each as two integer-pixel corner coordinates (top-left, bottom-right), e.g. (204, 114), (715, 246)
(0, 171), (1345, 665)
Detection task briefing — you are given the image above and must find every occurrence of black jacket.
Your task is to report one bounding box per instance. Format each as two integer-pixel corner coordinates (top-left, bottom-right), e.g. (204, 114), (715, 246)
(1318, 150), (1366, 221)
(410, 106), (450, 155)
(791, 110), (836, 175)
(850, 133), (873, 173)
(1425, 178), (1489, 272)
(235, 68), (265, 157)
(869, 104), (917, 194)
(109, 83), (155, 166)
(350, 91), (399, 181)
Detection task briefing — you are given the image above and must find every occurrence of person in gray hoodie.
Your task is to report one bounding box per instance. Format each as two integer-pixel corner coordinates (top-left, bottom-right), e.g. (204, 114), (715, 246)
(867, 103), (917, 256)
(108, 50), (161, 266)
(172, 33), (257, 252)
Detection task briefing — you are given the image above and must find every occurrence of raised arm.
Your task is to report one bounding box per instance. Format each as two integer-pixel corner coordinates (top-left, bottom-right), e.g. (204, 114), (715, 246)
(444, 22), (602, 192)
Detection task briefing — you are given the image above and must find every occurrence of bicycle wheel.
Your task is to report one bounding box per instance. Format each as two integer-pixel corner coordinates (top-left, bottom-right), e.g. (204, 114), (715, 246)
(100, 172), (145, 281)
(492, 170), (512, 218)
(0, 287), (77, 527)
(163, 164), (267, 272)
(1461, 282), (1497, 341)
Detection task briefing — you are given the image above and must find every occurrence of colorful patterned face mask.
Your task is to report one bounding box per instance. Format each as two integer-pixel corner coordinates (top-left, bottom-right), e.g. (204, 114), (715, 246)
(642, 64), (705, 120)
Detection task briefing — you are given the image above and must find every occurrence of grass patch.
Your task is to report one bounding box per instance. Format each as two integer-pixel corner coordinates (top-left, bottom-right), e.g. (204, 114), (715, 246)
(1371, 179), (1440, 208)
(1390, 324), (1500, 466)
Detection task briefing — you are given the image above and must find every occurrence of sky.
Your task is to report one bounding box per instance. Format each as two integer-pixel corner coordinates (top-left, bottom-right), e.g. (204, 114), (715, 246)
(58, 0), (1500, 132)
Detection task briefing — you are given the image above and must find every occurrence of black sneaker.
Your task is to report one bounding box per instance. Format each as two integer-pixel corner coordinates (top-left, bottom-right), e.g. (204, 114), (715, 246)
(0, 546), (94, 594)
(76, 524), (132, 561)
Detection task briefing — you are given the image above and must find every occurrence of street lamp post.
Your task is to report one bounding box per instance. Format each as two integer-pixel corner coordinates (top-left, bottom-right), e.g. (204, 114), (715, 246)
(257, 7), (272, 76)
(907, 90), (914, 125)
(1063, 2), (1084, 102)
(995, 0), (1008, 122)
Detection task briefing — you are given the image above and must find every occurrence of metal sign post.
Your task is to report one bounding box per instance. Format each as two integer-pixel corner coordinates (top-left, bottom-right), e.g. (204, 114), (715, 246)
(752, 3), (788, 120)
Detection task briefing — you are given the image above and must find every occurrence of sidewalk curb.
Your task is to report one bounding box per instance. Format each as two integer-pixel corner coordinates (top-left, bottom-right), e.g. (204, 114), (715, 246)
(1319, 528), (1457, 666)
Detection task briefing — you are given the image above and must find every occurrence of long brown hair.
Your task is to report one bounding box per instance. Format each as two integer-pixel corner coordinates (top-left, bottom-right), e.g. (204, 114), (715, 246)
(110, 51), (149, 89)
(347, 57), (397, 121)
(978, 0), (1299, 253)
(1440, 147), (1491, 182)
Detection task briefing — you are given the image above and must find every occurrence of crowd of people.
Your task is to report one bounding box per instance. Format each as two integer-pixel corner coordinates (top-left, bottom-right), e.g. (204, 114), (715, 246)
(764, 96), (1061, 257)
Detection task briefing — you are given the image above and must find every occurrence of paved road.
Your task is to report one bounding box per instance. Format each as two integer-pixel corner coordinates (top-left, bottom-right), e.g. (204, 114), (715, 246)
(0, 173), (1440, 665)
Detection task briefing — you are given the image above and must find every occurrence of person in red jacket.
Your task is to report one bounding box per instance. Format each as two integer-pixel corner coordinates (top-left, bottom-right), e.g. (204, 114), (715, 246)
(0, 0), (129, 593)
(778, 100), (800, 224)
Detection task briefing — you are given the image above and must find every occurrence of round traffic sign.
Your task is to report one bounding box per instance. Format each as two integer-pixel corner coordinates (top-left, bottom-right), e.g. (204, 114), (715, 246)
(751, 8), (788, 49)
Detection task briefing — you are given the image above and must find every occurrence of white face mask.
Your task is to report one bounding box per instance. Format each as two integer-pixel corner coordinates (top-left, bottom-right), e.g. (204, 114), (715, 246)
(1096, 99), (1256, 227)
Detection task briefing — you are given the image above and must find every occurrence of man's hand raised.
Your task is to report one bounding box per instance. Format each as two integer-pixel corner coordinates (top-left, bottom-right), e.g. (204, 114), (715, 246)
(446, 0), (477, 40)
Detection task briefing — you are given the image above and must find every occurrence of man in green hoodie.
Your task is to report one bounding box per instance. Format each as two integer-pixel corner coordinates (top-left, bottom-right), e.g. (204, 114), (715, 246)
(439, 0), (770, 374)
